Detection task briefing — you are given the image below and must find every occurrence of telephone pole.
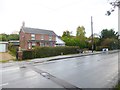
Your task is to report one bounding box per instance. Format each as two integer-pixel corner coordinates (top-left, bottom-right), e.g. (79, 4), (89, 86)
(106, 0), (120, 81)
(118, 1), (120, 40)
(91, 16), (94, 53)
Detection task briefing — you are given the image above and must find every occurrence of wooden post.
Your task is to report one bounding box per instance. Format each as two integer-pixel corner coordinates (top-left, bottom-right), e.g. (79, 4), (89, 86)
(91, 16), (94, 53)
(18, 47), (23, 60)
(18, 51), (23, 60)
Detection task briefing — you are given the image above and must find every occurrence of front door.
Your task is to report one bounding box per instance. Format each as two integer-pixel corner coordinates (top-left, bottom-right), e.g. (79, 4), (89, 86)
(28, 42), (31, 49)
(36, 42), (40, 46)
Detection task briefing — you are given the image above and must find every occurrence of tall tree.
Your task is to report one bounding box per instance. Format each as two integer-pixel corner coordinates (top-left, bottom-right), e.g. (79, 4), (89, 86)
(101, 38), (118, 50)
(0, 34), (19, 41)
(62, 30), (71, 37)
(0, 34), (8, 41)
(100, 29), (119, 50)
(61, 26), (87, 48)
(76, 26), (86, 38)
(7, 34), (19, 41)
(76, 26), (87, 48)
(100, 29), (117, 39)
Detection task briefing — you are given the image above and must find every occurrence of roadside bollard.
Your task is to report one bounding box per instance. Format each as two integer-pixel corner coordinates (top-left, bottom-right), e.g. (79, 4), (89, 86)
(18, 51), (23, 60)
(61, 52), (63, 55)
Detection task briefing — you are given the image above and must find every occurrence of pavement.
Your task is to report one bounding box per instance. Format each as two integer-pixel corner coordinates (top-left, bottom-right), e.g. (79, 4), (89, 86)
(0, 51), (100, 68)
(29, 51), (101, 63)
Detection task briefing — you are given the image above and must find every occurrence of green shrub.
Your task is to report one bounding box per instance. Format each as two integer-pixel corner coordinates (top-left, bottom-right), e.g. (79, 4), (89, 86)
(8, 43), (18, 56)
(22, 46), (79, 60)
(22, 50), (35, 60)
(96, 46), (109, 51)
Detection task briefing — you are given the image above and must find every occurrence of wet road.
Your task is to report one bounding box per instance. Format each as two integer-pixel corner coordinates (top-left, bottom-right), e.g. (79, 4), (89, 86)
(0, 52), (119, 88)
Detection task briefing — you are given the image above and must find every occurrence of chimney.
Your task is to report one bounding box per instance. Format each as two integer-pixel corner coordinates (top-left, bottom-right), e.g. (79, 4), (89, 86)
(22, 21), (25, 27)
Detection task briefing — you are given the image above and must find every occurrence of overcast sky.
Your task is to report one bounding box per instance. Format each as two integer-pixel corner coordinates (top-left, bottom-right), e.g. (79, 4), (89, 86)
(0, 0), (118, 37)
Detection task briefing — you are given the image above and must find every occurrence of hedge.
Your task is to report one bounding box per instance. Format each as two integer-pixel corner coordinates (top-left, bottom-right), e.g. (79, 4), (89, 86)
(22, 46), (79, 60)
(22, 50), (35, 60)
(8, 43), (18, 56)
(95, 46), (110, 51)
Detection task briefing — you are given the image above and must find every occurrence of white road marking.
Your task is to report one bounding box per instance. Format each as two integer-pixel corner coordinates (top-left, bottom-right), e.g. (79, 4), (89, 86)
(0, 67), (19, 72)
(0, 83), (8, 87)
(107, 80), (111, 82)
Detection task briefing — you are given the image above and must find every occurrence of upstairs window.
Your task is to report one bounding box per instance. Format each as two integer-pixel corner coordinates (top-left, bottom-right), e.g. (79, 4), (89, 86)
(31, 34), (35, 40)
(41, 35), (44, 40)
(49, 35), (52, 41)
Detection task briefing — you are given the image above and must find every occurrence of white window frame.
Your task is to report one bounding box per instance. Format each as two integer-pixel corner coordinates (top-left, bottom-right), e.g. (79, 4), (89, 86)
(28, 43), (31, 49)
(49, 35), (52, 41)
(41, 35), (44, 40)
(31, 34), (35, 40)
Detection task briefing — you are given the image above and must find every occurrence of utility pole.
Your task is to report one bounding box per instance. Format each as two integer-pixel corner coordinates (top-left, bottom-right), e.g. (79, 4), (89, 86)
(91, 16), (94, 53)
(118, 2), (120, 82)
(106, 0), (120, 81)
(118, 1), (120, 40)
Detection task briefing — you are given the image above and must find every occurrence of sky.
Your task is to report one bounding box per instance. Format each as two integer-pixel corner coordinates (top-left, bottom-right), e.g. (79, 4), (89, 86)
(0, 0), (118, 37)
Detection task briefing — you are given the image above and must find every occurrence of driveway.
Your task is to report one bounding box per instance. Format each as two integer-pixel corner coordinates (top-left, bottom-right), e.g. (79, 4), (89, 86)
(0, 52), (15, 61)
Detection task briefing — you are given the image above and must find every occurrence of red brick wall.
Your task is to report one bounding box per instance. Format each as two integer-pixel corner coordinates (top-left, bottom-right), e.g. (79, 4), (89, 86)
(52, 35), (56, 41)
(24, 33), (31, 49)
(19, 30), (25, 49)
(20, 30), (31, 50)
(20, 30), (56, 50)
(44, 35), (48, 40)
(24, 33), (31, 41)
(35, 34), (40, 40)
(35, 34), (56, 42)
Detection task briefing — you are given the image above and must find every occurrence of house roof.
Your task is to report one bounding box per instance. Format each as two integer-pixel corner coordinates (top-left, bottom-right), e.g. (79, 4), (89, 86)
(9, 40), (19, 43)
(0, 41), (8, 44)
(9, 40), (19, 45)
(56, 36), (65, 44)
(22, 27), (56, 36)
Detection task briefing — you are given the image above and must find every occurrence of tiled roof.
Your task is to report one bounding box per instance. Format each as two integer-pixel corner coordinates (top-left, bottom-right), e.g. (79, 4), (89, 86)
(22, 27), (56, 36)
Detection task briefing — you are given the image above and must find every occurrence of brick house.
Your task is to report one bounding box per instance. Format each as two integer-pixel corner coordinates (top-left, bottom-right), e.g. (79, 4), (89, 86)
(19, 26), (56, 50)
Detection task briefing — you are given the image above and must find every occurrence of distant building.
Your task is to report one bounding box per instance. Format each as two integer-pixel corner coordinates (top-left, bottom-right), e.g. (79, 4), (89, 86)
(19, 24), (56, 50)
(0, 42), (8, 52)
(55, 36), (65, 46)
(12, 31), (19, 34)
(9, 40), (19, 46)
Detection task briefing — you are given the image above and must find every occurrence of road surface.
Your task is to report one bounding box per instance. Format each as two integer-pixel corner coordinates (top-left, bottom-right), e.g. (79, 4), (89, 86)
(0, 52), (119, 88)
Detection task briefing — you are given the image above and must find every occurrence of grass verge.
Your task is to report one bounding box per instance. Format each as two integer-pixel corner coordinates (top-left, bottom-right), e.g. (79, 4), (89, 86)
(115, 82), (120, 90)
(0, 60), (10, 63)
